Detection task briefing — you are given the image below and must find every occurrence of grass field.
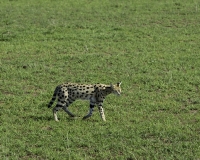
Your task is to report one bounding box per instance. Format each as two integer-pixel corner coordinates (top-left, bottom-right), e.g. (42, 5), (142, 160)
(0, 0), (200, 159)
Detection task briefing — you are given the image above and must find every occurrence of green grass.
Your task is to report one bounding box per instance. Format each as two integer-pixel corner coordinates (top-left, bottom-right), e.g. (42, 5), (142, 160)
(0, 0), (200, 159)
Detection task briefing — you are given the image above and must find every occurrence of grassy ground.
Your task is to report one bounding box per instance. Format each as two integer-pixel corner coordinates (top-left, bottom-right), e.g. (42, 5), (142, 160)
(0, 0), (200, 159)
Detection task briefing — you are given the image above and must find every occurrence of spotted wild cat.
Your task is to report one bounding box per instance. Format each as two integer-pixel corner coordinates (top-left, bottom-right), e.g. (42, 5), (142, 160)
(48, 82), (122, 121)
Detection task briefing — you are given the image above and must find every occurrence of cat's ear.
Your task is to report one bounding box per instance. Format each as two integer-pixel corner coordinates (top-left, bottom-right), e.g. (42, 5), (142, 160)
(117, 82), (122, 87)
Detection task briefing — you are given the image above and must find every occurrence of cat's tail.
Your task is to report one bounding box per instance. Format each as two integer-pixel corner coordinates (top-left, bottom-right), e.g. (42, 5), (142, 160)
(48, 86), (60, 108)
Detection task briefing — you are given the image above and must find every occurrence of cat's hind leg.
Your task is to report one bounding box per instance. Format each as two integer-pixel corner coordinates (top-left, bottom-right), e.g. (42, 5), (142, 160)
(53, 104), (63, 121)
(62, 99), (75, 117)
